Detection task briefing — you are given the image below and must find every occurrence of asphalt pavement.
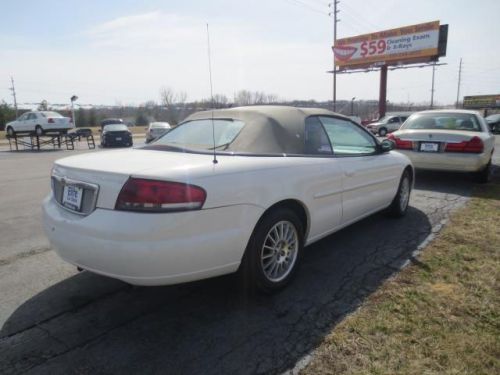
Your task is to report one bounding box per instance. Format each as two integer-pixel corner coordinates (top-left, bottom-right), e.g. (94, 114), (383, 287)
(0, 136), (499, 375)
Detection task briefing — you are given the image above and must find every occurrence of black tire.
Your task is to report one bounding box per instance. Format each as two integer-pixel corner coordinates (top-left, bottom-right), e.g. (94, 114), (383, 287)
(240, 207), (304, 294)
(378, 127), (388, 137)
(386, 169), (412, 217)
(6, 126), (15, 137)
(35, 125), (44, 136)
(474, 160), (491, 184)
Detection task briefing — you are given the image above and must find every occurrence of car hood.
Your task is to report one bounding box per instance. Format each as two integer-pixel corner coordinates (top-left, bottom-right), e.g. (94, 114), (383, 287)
(368, 122), (383, 126)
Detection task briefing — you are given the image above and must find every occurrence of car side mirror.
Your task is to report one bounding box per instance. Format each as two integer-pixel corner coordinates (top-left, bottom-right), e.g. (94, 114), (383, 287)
(380, 139), (395, 152)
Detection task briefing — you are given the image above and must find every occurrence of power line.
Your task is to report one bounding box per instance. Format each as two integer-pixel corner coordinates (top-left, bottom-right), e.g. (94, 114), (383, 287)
(283, 0), (329, 16)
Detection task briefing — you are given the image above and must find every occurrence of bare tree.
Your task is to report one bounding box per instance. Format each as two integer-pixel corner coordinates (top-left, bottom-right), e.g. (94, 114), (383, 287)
(233, 90), (279, 106)
(159, 87), (188, 124)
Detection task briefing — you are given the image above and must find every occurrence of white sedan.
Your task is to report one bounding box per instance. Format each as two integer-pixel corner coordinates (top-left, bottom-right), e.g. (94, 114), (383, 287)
(43, 106), (413, 293)
(387, 110), (495, 183)
(145, 121), (171, 143)
(6, 111), (74, 136)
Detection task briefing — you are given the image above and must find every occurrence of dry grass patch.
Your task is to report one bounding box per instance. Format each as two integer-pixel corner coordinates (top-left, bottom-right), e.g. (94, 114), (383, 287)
(302, 181), (500, 375)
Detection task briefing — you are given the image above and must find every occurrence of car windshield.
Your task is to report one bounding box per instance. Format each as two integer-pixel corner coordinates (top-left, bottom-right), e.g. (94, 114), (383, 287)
(485, 114), (500, 122)
(41, 112), (63, 118)
(103, 124), (128, 132)
(153, 119), (245, 150)
(401, 113), (482, 132)
(376, 115), (392, 123)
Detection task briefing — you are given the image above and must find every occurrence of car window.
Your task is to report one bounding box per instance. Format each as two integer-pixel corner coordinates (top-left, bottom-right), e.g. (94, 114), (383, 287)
(154, 119), (245, 150)
(27, 113), (35, 120)
(388, 117), (400, 123)
(103, 124), (129, 132)
(318, 116), (377, 156)
(41, 112), (64, 118)
(304, 116), (332, 155)
(402, 113), (482, 132)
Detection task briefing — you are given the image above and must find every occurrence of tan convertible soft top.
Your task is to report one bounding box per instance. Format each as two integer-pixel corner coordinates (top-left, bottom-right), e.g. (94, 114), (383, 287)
(183, 105), (350, 154)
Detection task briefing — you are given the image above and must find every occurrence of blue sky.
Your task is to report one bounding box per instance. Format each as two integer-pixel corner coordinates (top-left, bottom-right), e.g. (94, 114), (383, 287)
(1, 0), (499, 107)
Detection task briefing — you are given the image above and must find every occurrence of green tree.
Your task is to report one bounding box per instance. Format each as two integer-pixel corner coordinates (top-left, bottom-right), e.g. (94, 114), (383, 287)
(88, 108), (97, 127)
(76, 108), (87, 128)
(135, 112), (149, 126)
(0, 101), (16, 130)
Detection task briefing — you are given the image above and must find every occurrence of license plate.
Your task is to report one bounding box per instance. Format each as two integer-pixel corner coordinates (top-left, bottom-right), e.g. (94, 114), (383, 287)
(420, 142), (439, 152)
(115, 137), (122, 141)
(62, 184), (83, 211)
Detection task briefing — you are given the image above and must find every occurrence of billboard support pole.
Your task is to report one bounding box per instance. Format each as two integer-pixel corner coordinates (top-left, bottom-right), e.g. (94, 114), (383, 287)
(379, 65), (388, 119)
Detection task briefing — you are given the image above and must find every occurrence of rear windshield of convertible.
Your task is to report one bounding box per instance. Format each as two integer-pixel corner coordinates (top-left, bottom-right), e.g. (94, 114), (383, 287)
(153, 119), (245, 150)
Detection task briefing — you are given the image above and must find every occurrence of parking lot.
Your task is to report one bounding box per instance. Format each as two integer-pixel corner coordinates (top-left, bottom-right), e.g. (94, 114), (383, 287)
(1, 136), (499, 375)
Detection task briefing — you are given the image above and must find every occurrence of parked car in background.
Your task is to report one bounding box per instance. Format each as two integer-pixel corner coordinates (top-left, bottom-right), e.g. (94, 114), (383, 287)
(485, 113), (500, 133)
(366, 112), (413, 136)
(5, 111), (73, 136)
(146, 121), (171, 143)
(387, 110), (495, 182)
(43, 106), (413, 293)
(101, 124), (133, 147)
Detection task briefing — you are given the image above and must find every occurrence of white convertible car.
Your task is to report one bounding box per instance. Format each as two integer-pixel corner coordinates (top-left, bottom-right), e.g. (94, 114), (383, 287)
(43, 106), (413, 292)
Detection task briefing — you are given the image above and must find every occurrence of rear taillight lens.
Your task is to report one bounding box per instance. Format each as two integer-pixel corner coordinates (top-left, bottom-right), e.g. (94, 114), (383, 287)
(387, 134), (413, 150)
(48, 118), (55, 123)
(115, 178), (206, 212)
(445, 136), (483, 153)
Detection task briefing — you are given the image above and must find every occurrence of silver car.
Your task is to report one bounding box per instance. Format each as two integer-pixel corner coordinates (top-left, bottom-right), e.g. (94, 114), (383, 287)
(146, 122), (171, 143)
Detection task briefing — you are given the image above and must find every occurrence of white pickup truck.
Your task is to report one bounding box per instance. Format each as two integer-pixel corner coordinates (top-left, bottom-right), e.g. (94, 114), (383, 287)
(6, 111), (74, 136)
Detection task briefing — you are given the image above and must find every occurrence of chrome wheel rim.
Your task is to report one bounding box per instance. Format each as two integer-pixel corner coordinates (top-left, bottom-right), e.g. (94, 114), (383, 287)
(261, 220), (299, 283)
(399, 176), (410, 211)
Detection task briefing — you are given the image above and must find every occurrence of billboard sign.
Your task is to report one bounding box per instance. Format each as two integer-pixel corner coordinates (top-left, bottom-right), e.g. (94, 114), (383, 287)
(463, 94), (500, 109)
(333, 21), (441, 69)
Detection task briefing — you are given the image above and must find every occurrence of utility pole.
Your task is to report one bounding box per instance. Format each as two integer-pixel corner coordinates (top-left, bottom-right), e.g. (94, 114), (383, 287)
(9, 76), (18, 118)
(430, 62), (436, 109)
(456, 58), (462, 108)
(329, 1), (340, 112)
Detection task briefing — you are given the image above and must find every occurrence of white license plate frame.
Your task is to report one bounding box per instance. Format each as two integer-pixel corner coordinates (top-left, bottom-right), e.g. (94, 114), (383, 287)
(419, 142), (439, 152)
(62, 184), (83, 211)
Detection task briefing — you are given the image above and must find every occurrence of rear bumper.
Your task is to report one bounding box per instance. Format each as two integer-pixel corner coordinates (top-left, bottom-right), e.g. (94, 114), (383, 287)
(101, 137), (132, 146)
(396, 150), (490, 172)
(42, 196), (263, 285)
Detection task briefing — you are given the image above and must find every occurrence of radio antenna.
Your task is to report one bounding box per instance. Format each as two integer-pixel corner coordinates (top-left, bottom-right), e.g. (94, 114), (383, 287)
(206, 23), (218, 164)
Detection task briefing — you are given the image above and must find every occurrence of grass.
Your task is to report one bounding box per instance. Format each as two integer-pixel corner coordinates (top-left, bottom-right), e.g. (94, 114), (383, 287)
(302, 179), (500, 375)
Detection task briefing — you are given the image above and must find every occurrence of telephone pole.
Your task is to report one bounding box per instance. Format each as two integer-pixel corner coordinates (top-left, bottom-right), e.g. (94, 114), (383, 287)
(9, 76), (18, 118)
(329, 1), (340, 112)
(430, 62), (436, 108)
(456, 58), (462, 108)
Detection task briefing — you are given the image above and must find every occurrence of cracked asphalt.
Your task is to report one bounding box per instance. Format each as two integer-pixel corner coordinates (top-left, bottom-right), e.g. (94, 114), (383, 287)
(1, 136), (499, 375)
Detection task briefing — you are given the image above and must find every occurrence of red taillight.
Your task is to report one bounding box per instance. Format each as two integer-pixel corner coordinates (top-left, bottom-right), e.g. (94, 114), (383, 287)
(387, 134), (413, 150)
(48, 118), (55, 123)
(115, 178), (206, 212)
(445, 136), (483, 153)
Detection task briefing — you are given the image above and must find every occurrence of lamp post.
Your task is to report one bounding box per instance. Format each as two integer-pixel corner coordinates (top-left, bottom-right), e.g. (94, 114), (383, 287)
(351, 97), (356, 116)
(70, 95), (78, 127)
